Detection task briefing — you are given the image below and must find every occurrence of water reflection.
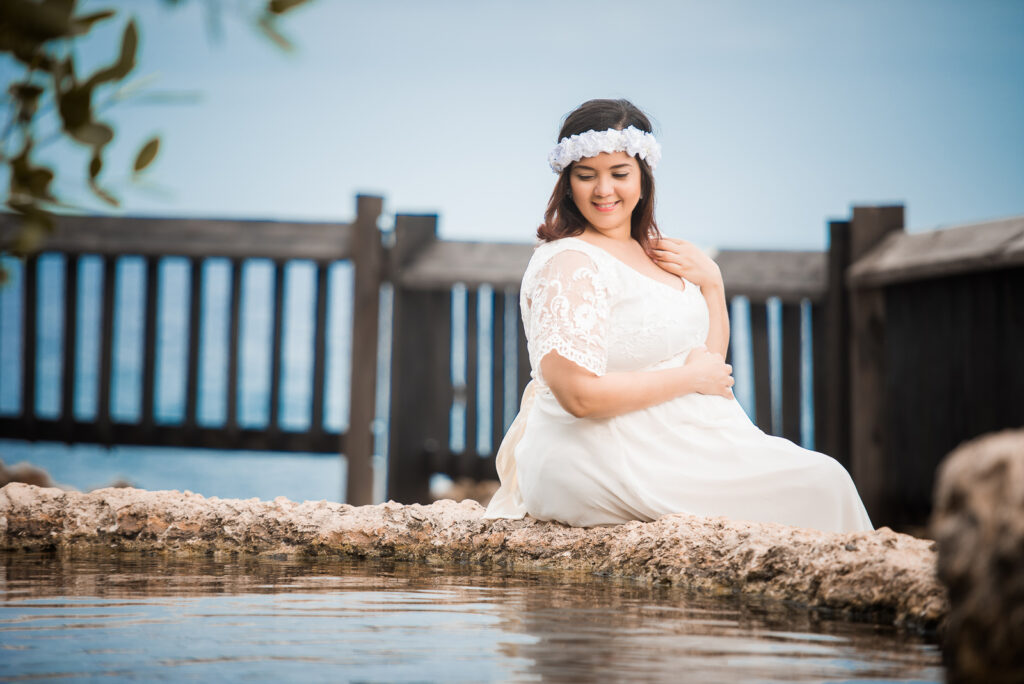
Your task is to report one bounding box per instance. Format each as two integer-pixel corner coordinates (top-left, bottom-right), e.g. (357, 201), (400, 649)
(0, 553), (942, 682)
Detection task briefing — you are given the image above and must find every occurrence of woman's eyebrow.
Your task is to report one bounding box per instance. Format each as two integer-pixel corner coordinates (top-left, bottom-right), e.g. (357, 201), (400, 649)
(574, 163), (633, 171)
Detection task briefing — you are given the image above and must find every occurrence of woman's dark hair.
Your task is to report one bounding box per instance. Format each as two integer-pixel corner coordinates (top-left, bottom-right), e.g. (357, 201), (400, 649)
(537, 98), (660, 254)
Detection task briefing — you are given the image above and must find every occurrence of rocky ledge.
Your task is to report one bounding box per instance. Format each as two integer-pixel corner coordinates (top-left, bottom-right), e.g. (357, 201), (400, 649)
(0, 482), (946, 631)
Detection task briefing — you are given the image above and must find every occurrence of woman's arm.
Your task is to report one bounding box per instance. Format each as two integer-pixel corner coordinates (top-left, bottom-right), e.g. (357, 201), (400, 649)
(652, 237), (730, 357)
(541, 346), (734, 419)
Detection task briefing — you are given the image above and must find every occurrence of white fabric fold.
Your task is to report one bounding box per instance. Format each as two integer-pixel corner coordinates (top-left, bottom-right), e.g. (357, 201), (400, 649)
(482, 380), (538, 520)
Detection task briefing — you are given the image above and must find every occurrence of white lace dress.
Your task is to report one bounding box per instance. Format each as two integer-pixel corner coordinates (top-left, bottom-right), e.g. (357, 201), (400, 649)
(483, 237), (873, 533)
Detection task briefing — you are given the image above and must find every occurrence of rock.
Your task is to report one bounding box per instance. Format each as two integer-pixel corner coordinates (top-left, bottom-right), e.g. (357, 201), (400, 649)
(931, 429), (1024, 684)
(0, 459), (55, 488)
(0, 482), (947, 631)
(431, 477), (500, 506)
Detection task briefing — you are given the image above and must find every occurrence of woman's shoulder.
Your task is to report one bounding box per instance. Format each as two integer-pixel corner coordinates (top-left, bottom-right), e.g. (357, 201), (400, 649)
(522, 237), (619, 293)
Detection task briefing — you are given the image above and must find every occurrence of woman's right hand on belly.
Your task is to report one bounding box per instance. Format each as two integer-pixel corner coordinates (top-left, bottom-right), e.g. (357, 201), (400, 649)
(682, 346), (735, 399)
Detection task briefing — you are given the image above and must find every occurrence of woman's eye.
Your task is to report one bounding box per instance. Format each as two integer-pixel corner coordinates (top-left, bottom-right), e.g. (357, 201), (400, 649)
(575, 175), (595, 181)
(612, 173), (629, 179)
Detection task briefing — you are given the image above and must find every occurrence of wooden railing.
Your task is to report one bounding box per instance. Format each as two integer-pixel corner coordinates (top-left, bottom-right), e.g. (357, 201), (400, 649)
(3, 200), (1022, 528)
(0, 196), (384, 505)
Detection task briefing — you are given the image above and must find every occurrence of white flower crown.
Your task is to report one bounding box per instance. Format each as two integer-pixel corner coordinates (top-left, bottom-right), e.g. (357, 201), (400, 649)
(547, 125), (661, 174)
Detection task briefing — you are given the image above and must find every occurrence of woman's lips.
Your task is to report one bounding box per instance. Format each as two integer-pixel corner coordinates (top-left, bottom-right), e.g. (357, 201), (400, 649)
(593, 201), (620, 213)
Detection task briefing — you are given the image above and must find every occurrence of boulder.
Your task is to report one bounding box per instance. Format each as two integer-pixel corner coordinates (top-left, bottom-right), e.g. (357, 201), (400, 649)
(931, 429), (1024, 684)
(0, 482), (947, 631)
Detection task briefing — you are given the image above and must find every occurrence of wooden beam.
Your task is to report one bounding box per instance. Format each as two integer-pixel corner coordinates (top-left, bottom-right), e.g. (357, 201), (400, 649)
(848, 215), (1024, 288)
(0, 213), (355, 262)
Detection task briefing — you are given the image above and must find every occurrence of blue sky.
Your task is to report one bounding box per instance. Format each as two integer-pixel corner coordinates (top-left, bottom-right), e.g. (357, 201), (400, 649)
(26, 0), (1024, 250)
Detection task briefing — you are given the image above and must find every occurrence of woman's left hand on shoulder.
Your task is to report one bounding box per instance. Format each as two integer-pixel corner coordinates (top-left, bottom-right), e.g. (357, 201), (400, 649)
(652, 237), (723, 290)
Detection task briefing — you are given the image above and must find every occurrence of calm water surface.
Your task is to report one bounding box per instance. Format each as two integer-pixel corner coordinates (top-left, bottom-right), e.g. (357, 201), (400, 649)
(0, 553), (942, 683)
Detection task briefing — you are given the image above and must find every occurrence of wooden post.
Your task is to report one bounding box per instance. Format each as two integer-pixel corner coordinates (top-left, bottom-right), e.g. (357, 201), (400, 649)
(346, 195), (384, 506)
(822, 220), (851, 467)
(386, 213), (449, 504)
(847, 205), (904, 523)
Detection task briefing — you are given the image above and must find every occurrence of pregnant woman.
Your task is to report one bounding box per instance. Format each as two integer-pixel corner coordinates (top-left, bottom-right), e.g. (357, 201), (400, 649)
(484, 98), (873, 533)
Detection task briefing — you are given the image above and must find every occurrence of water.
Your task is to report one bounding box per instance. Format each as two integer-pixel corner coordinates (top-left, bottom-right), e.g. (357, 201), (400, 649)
(0, 553), (943, 682)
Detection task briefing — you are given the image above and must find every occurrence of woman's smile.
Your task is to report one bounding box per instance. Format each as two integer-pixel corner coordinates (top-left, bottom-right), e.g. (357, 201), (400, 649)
(569, 150), (642, 239)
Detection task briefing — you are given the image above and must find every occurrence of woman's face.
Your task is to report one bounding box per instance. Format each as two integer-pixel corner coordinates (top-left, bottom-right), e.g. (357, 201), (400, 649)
(568, 151), (642, 239)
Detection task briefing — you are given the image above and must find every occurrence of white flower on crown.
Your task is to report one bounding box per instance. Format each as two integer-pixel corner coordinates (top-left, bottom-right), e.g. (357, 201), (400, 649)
(548, 125), (661, 174)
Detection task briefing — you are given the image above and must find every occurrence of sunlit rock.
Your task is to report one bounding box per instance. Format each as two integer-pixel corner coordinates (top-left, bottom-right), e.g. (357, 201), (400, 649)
(931, 429), (1024, 684)
(0, 482), (946, 631)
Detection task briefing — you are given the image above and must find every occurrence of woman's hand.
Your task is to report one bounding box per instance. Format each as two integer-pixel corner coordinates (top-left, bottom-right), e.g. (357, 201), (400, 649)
(652, 237), (724, 290)
(683, 346), (734, 399)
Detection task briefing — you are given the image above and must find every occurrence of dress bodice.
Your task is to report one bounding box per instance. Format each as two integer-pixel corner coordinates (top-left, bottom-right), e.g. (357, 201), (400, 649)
(520, 237), (710, 386)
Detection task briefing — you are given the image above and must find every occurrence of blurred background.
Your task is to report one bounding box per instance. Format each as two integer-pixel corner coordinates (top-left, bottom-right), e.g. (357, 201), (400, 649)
(1, 0), (1022, 505)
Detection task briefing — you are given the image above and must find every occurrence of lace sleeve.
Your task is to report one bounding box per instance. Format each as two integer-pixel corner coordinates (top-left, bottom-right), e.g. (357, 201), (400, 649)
(523, 248), (610, 381)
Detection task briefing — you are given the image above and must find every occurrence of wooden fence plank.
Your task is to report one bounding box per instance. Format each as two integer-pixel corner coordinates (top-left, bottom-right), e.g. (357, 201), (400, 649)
(465, 288), (478, 457)
(516, 300), (531, 400)
(811, 302), (827, 455)
(21, 255), (38, 435)
(268, 260), (285, 433)
(60, 255), (78, 439)
(96, 256), (116, 443)
(781, 302), (802, 444)
(225, 258), (242, 433)
(749, 302), (772, 433)
(823, 220), (851, 467)
(183, 258), (203, 431)
(310, 262), (329, 434)
(491, 288), (505, 459)
(140, 257), (159, 433)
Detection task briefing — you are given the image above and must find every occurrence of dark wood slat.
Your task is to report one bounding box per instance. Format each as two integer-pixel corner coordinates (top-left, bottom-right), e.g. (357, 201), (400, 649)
(309, 262), (329, 434)
(0, 416), (346, 453)
(749, 302), (772, 433)
(464, 288), (478, 456)
(781, 302), (802, 444)
(823, 220), (851, 466)
(491, 288), (505, 457)
(346, 194), (384, 505)
(516, 299), (531, 400)
(183, 258), (203, 431)
(225, 258), (243, 432)
(725, 299), (733, 365)
(140, 257), (159, 432)
(96, 256), (116, 443)
(267, 260), (286, 433)
(811, 302), (827, 455)
(21, 255), (38, 434)
(60, 255), (79, 438)
(387, 287), (452, 504)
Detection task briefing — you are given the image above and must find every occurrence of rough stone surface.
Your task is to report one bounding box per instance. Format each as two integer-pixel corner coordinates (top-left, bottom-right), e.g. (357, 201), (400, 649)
(0, 482), (946, 630)
(931, 429), (1024, 683)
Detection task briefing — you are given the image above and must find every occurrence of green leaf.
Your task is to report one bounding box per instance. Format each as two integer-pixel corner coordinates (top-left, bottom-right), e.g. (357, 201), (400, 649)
(268, 0), (311, 15)
(256, 14), (293, 51)
(71, 121), (114, 148)
(133, 136), (160, 174)
(57, 84), (92, 133)
(70, 9), (117, 35)
(88, 176), (119, 207)
(85, 19), (137, 88)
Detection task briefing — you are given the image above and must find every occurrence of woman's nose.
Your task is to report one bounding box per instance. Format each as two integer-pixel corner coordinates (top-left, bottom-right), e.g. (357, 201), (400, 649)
(594, 175), (613, 197)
